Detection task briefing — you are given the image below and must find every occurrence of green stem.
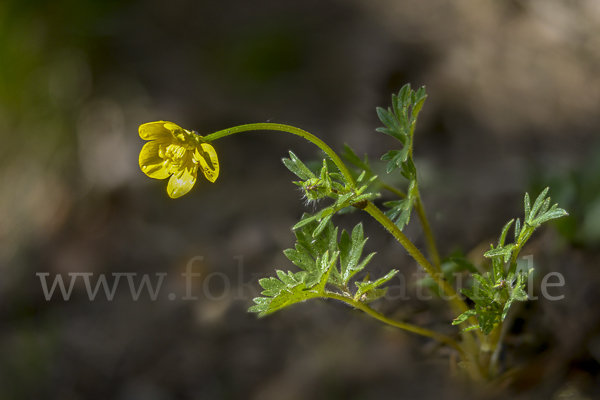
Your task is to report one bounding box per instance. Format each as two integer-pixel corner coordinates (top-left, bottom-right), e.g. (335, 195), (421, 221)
(324, 292), (464, 356)
(377, 182), (441, 272)
(206, 123), (482, 343)
(362, 201), (484, 342)
(379, 182), (406, 199)
(414, 197), (442, 272)
(204, 123), (355, 188)
(479, 321), (503, 377)
(362, 202), (467, 311)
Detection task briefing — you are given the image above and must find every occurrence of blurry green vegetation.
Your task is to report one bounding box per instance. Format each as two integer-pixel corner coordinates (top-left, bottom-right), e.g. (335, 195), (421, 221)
(531, 146), (600, 248)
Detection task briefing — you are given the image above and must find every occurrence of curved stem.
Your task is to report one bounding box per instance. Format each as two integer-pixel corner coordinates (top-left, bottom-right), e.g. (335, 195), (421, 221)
(324, 292), (464, 356)
(204, 123), (355, 188)
(361, 201), (483, 342)
(362, 202), (465, 309)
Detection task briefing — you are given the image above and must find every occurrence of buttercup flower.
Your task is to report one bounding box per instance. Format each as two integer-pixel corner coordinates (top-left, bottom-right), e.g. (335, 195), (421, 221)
(139, 121), (219, 198)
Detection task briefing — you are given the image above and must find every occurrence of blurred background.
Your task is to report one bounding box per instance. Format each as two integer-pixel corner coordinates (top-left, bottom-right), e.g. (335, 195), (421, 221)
(1, 0), (600, 398)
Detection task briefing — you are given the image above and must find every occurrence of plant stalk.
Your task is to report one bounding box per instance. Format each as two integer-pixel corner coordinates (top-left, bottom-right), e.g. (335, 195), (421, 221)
(362, 201), (483, 342)
(204, 123), (356, 187)
(324, 292), (464, 356)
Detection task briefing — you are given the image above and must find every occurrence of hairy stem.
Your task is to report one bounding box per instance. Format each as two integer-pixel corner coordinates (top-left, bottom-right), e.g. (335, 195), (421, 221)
(479, 321), (503, 377)
(204, 123), (356, 187)
(324, 292), (464, 356)
(414, 197), (442, 272)
(362, 201), (483, 342)
(377, 181), (441, 272)
(362, 202), (466, 310)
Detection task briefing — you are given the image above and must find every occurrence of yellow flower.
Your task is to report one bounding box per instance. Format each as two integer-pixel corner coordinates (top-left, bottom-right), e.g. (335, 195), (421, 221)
(139, 121), (219, 198)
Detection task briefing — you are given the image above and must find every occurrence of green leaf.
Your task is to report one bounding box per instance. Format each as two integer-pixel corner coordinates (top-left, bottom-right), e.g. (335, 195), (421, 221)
(411, 94), (427, 119)
(258, 276), (287, 297)
(539, 197), (551, 216)
(460, 325), (480, 333)
(375, 127), (405, 143)
(448, 257), (479, 274)
(461, 288), (489, 307)
(529, 187), (549, 222)
(399, 84), (410, 104)
(312, 214), (333, 237)
(514, 218), (521, 240)
(498, 219), (514, 247)
(492, 257), (503, 284)
(452, 309), (477, 325)
(472, 274), (492, 292)
(342, 144), (369, 171)
(250, 250), (338, 317)
(339, 223), (373, 284)
(294, 216), (338, 260)
(354, 270), (398, 301)
(283, 244), (315, 272)
(376, 107), (401, 133)
(282, 151), (315, 180)
(524, 192), (531, 221)
(293, 213), (320, 230)
(530, 207), (568, 226)
(381, 149), (409, 174)
(479, 313), (496, 335)
(484, 244), (515, 263)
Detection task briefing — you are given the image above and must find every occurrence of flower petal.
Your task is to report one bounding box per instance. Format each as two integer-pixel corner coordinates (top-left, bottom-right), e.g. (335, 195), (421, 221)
(139, 141), (170, 179)
(139, 121), (175, 141)
(196, 143), (219, 183)
(167, 166), (197, 198)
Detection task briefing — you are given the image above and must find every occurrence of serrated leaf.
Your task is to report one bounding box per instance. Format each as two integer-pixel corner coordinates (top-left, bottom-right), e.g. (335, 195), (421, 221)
(376, 107), (401, 132)
(276, 270), (304, 286)
(381, 150), (400, 161)
(384, 196), (414, 231)
(294, 215), (337, 259)
(258, 276), (288, 297)
(283, 245), (314, 272)
(394, 207), (412, 231)
(376, 127), (405, 143)
(250, 283), (318, 316)
(514, 218), (521, 240)
(339, 226), (362, 281)
(250, 249), (339, 316)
